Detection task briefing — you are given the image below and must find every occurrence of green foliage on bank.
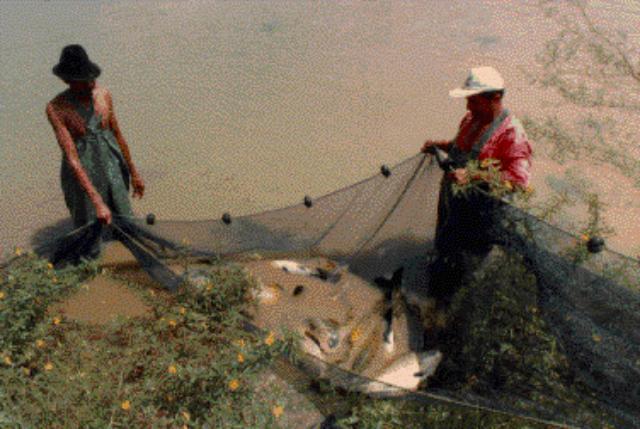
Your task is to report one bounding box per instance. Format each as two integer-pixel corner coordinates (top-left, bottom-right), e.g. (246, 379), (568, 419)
(0, 254), (296, 428)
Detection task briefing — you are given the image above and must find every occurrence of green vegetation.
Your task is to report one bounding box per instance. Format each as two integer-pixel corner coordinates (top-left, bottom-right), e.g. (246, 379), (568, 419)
(0, 253), (296, 428)
(4, 245), (625, 428)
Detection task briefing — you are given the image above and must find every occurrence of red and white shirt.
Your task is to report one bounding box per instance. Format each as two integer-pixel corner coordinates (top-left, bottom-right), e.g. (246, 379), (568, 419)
(454, 111), (533, 188)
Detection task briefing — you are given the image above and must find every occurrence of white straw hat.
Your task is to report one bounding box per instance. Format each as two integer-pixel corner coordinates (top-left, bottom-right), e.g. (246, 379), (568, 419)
(449, 66), (505, 98)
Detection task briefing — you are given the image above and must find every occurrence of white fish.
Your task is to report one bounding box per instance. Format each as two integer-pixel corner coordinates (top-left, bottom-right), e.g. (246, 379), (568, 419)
(271, 259), (345, 283)
(272, 260), (316, 276)
(365, 350), (443, 393)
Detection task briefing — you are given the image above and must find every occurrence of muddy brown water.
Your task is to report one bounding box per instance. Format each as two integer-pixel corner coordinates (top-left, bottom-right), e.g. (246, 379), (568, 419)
(1, 0), (638, 260)
(49, 242), (154, 325)
(49, 275), (152, 325)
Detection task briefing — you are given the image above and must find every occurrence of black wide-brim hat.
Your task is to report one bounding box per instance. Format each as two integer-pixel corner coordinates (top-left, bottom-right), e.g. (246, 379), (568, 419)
(52, 44), (101, 81)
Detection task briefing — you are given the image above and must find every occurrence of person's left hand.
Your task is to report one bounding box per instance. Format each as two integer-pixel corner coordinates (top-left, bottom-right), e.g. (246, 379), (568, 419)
(450, 168), (469, 185)
(132, 175), (145, 199)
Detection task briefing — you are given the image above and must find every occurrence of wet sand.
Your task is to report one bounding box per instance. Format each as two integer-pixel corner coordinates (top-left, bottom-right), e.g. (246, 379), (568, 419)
(1, 0), (638, 258)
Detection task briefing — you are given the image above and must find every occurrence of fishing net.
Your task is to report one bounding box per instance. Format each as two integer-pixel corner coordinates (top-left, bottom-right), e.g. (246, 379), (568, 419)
(41, 153), (640, 428)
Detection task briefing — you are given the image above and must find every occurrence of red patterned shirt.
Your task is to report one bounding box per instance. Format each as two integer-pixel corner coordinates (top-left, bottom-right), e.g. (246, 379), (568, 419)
(454, 111), (533, 188)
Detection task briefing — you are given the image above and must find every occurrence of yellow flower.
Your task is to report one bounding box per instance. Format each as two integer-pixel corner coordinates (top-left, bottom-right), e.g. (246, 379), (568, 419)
(525, 185), (534, 194)
(44, 362), (54, 371)
(581, 234), (590, 242)
(350, 327), (362, 343)
(22, 367), (31, 376)
(168, 365), (178, 374)
(272, 405), (284, 418)
(206, 282), (213, 292)
(228, 379), (240, 391)
(36, 339), (46, 349)
(264, 332), (275, 346)
(52, 276), (58, 284)
(47, 262), (54, 270)
(0, 292), (5, 300)
(52, 317), (61, 326)
(168, 319), (177, 328)
(480, 158), (498, 169)
(121, 400), (131, 411)
(235, 339), (246, 348)
(592, 334), (602, 343)
(181, 411), (190, 421)
(179, 306), (186, 315)
(3, 356), (12, 365)
(237, 353), (245, 363)
(14, 247), (23, 256)
(503, 180), (513, 191)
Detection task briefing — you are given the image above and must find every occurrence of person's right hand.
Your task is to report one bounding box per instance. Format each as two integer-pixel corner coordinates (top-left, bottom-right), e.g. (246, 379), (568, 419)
(421, 140), (439, 154)
(96, 202), (112, 225)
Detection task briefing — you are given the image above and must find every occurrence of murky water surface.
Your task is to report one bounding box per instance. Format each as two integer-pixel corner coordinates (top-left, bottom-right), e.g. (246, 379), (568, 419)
(1, 0), (638, 256)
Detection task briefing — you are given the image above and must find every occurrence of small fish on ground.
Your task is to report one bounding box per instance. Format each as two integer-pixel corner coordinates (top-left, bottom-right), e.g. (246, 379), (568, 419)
(272, 260), (345, 283)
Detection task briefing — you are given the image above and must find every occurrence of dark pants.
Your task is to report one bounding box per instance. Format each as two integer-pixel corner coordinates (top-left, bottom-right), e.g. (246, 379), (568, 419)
(423, 181), (506, 351)
(428, 179), (504, 308)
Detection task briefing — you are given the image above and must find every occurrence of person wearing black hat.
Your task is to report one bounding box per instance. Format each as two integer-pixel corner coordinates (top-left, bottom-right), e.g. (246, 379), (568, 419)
(46, 44), (144, 258)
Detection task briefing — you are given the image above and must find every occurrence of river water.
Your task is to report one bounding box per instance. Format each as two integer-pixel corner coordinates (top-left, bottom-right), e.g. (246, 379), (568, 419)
(1, 0), (638, 257)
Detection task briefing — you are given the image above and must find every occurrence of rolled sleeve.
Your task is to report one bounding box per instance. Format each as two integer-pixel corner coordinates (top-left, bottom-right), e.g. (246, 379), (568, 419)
(500, 126), (532, 188)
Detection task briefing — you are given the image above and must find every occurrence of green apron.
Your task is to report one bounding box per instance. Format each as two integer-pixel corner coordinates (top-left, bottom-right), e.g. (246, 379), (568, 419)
(60, 90), (132, 228)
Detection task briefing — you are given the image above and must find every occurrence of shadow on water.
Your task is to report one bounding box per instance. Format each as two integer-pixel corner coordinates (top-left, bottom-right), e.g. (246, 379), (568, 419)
(29, 218), (74, 257)
(345, 238), (434, 285)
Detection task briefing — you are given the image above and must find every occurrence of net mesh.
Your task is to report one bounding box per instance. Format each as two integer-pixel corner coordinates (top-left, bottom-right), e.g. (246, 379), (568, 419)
(44, 153), (640, 427)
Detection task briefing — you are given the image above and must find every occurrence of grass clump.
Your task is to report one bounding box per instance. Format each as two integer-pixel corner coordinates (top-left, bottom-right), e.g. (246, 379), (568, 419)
(0, 255), (296, 428)
(0, 251), (97, 361)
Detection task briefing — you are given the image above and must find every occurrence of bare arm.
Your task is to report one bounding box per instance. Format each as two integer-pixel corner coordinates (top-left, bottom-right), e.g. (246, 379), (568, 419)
(46, 102), (112, 224)
(106, 90), (144, 198)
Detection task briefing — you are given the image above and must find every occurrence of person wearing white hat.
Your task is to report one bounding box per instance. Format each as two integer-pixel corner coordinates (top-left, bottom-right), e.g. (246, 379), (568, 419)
(418, 66), (533, 349)
(421, 66), (531, 188)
